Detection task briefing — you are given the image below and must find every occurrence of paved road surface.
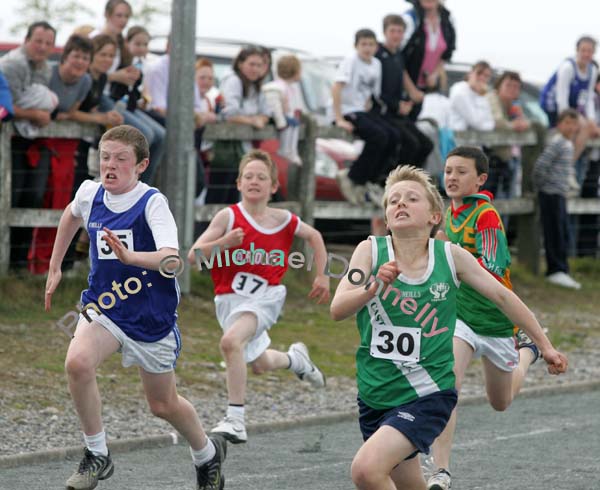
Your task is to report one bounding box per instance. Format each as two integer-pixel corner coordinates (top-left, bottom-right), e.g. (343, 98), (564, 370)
(1, 389), (598, 489)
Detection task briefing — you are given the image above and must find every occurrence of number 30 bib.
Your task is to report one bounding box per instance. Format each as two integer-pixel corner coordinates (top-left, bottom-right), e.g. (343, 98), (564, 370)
(370, 323), (421, 363)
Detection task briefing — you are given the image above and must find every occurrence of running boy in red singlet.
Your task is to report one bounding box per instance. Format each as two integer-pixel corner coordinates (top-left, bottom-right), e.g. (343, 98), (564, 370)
(187, 149), (330, 444)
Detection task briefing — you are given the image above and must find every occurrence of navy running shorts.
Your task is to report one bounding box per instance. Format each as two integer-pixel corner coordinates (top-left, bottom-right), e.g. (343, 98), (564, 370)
(358, 389), (458, 459)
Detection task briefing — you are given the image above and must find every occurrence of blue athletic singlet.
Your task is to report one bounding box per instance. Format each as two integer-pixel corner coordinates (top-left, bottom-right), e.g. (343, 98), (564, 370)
(80, 186), (179, 342)
(540, 58), (593, 123)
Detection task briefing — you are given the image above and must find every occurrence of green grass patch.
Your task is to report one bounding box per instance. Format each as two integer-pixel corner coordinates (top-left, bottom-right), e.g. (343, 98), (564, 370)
(0, 257), (598, 402)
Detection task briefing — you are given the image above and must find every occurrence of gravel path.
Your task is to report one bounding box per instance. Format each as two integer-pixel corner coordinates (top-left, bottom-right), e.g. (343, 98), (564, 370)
(2, 336), (599, 458)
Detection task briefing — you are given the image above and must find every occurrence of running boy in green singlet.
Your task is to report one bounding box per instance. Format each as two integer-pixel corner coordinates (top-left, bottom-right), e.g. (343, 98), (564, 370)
(330, 165), (567, 490)
(428, 146), (548, 490)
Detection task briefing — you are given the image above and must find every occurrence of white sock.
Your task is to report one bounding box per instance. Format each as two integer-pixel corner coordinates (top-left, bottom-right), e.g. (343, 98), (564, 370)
(191, 438), (216, 466)
(287, 351), (303, 374)
(226, 404), (245, 421)
(84, 430), (108, 456)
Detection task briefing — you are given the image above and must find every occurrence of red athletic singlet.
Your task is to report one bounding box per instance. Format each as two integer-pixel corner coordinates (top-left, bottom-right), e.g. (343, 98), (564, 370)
(210, 203), (300, 295)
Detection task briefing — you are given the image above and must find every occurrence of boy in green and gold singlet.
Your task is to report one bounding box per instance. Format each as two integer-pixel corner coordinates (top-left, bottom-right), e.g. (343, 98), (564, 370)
(330, 165), (567, 490)
(427, 146), (557, 490)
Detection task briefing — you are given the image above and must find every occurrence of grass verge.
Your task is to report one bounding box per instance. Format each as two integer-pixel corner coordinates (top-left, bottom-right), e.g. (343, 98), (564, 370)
(0, 257), (598, 410)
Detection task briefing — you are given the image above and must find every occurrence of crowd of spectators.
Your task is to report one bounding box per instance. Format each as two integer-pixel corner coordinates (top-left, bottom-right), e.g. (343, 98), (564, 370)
(0, 0), (599, 274)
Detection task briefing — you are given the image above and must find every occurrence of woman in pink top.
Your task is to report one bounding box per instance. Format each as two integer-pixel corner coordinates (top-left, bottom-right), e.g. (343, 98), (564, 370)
(402, 0), (456, 118)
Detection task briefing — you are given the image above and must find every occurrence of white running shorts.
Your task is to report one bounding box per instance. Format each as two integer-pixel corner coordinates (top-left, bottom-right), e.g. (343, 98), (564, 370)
(215, 285), (287, 363)
(79, 309), (181, 374)
(454, 319), (518, 372)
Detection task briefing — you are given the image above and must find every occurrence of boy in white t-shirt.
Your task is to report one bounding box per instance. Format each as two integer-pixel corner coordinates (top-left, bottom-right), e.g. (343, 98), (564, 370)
(332, 28), (401, 206)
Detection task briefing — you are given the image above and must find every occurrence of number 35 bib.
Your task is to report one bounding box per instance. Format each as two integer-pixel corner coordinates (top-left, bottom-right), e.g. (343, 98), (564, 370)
(96, 229), (134, 259)
(370, 323), (421, 363)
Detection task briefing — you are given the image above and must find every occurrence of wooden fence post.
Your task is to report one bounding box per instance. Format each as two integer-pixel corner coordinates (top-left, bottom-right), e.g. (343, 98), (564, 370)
(0, 124), (12, 275)
(297, 115), (318, 226)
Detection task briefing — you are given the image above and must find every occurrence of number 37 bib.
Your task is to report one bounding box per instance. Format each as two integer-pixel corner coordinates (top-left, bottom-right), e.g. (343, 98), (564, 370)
(370, 323), (421, 363)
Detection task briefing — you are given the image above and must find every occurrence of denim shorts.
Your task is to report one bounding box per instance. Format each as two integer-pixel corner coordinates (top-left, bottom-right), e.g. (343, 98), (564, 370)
(358, 389), (458, 459)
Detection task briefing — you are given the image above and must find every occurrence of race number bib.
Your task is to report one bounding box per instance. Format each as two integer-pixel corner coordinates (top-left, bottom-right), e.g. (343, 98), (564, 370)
(370, 323), (421, 363)
(96, 229), (134, 260)
(231, 272), (268, 297)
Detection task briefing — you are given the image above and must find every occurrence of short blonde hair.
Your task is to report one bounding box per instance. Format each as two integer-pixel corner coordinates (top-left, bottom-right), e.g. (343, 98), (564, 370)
(382, 165), (444, 237)
(237, 149), (278, 183)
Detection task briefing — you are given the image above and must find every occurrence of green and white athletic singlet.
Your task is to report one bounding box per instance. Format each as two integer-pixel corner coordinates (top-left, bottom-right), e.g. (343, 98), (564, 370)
(356, 236), (460, 410)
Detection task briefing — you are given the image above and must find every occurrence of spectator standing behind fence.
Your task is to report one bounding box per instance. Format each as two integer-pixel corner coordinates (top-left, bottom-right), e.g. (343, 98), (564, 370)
(449, 60), (494, 132)
(70, 35), (124, 185)
(93, 0), (140, 97)
(375, 14), (432, 171)
(262, 54), (303, 165)
(107, 25), (149, 116)
(540, 36), (600, 167)
(532, 108), (582, 290)
(332, 28), (401, 206)
(0, 21), (56, 269)
(205, 45), (271, 204)
(193, 58), (219, 205)
(401, 0), (456, 120)
(92, 1), (165, 186)
(26, 35), (94, 275)
(484, 71), (531, 199)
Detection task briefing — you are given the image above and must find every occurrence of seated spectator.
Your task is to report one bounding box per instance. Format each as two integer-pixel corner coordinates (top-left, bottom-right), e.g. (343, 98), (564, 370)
(532, 109), (581, 289)
(0, 20), (56, 268)
(28, 34), (94, 274)
(485, 71), (531, 198)
(540, 35), (600, 175)
(206, 45), (271, 204)
(262, 54), (303, 165)
(449, 60), (494, 131)
(332, 28), (401, 206)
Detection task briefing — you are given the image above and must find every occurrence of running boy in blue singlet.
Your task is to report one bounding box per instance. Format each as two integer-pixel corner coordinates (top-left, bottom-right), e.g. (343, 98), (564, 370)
(45, 125), (225, 490)
(330, 165), (568, 490)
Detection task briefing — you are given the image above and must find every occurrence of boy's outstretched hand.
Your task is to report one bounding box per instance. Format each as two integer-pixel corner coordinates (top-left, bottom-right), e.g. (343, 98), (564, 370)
(308, 274), (330, 304)
(543, 349), (569, 375)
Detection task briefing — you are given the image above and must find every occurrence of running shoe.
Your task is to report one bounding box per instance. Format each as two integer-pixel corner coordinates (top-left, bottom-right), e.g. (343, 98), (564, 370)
(210, 416), (247, 444)
(66, 448), (114, 490)
(427, 468), (452, 490)
(516, 329), (541, 363)
(288, 342), (326, 388)
(196, 435), (227, 490)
